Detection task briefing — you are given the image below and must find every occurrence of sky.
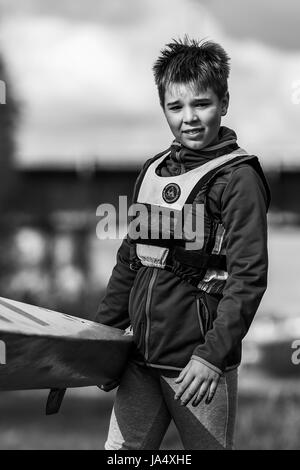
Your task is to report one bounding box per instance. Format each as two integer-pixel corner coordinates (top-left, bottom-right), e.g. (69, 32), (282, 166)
(0, 0), (299, 168)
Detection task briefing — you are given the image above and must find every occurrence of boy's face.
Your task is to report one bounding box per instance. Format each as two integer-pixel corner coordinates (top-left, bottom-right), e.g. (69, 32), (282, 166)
(163, 82), (229, 151)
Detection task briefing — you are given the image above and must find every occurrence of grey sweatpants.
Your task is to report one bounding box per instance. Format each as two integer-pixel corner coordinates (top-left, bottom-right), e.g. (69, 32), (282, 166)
(104, 361), (238, 450)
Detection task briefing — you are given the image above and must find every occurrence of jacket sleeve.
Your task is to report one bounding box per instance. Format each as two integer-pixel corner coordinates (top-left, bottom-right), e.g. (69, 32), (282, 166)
(94, 236), (137, 330)
(192, 164), (269, 372)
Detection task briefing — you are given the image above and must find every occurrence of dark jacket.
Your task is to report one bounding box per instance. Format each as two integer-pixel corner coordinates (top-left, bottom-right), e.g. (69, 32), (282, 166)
(95, 150), (270, 374)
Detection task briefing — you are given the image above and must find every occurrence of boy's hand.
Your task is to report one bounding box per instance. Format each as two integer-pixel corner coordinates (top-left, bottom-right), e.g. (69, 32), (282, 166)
(174, 358), (220, 407)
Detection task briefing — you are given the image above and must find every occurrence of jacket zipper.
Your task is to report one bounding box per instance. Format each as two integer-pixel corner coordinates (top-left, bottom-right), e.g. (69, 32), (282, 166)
(196, 297), (205, 338)
(144, 268), (158, 360)
(200, 296), (210, 332)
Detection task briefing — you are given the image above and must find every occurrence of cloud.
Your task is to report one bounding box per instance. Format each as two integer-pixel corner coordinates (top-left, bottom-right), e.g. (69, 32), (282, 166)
(0, 0), (148, 26)
(227, 40), (300, 166)
(0, 0), (299, 168)
(205, 0), (300, 50)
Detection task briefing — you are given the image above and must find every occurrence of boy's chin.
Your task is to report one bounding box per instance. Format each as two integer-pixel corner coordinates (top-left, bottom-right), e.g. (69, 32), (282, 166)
(180, 138), (207, 151)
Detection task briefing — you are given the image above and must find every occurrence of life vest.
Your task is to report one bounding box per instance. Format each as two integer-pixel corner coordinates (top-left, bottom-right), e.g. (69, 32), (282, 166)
(128, 147), (270, 287)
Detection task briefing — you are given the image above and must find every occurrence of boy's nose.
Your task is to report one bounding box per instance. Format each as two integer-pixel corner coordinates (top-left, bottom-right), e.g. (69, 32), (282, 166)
(183, 108), (199, 124)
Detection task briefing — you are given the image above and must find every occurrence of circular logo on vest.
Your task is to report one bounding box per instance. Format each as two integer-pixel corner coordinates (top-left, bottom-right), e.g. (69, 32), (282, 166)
(162, 183), (181, 203)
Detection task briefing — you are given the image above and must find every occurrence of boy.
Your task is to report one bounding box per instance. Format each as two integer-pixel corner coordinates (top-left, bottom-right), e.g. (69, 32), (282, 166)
(95, 37), (270, 450)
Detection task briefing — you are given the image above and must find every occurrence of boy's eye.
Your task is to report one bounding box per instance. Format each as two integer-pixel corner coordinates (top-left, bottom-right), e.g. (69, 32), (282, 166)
(195, 102), (210, 107)
(169, 105), (182, 111)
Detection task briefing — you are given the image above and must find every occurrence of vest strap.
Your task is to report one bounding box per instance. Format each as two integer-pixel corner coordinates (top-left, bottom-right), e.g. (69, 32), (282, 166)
(173, 247), (227, 271)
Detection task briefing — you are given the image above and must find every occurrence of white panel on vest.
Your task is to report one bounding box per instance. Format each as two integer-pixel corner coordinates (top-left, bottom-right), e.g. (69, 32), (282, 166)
(137, 148), (248, 211)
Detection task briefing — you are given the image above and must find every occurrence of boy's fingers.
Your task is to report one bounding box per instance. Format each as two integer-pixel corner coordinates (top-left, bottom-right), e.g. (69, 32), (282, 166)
(174, 370), (185, 384)
(180, 378), (202, 406)
(174, 373), (193, 400)
(174, 380), (189, 400)
(175, 363), (190, 384)
(191, 381), (209, 407)
(205, 380), (219, 404)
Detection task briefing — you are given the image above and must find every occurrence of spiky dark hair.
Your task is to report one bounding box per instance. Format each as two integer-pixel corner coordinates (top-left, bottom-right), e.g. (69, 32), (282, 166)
(153, 36), (230, 107)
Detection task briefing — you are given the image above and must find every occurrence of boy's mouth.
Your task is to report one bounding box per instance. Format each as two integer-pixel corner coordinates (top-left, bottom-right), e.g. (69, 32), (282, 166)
(182, 128), (205, 136)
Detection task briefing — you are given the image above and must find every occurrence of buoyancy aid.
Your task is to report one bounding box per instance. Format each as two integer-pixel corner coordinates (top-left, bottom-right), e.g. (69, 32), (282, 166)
(128, 147), (270, 288)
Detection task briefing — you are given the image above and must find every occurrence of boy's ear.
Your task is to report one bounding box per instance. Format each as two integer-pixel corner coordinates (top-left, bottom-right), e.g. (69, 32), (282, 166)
(221, 92), (230, 116)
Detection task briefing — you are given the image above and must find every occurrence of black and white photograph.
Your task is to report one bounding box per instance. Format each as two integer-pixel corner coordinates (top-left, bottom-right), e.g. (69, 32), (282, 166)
(0, 0), (299, 453)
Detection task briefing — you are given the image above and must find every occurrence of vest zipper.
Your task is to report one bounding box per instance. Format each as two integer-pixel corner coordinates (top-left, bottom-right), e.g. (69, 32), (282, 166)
(144, 268), (158, 360)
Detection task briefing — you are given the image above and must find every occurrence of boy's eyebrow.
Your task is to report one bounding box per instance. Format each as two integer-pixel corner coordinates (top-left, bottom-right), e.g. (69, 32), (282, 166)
(193, 97), (211, 101)
(166, 100), (181, 106)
